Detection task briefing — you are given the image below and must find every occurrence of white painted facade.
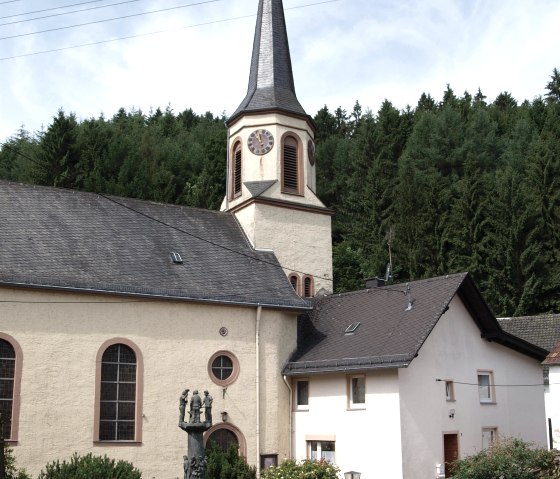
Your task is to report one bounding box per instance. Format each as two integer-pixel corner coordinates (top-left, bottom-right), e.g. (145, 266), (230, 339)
(291, 295), (547, 479)
(1, 286), (297, 478)
(544, 364), (560, 449)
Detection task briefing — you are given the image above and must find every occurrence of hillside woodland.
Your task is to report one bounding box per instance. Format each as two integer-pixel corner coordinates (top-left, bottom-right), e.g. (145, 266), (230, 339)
(1, 68), (559, 317)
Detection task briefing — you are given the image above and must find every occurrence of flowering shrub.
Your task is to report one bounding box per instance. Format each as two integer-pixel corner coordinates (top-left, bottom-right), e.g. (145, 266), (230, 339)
(261, 459), (340, 479)
(452, 437), (560, 479)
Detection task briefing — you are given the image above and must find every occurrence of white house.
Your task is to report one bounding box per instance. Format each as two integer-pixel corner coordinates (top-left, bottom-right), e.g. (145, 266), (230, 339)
(284, 274), (548, 479)
(543, 342), (560, 449)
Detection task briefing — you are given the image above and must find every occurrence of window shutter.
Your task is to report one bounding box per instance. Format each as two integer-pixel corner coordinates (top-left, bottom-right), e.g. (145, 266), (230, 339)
(283, 137), (299, 192)
(233, 143), (242, 196)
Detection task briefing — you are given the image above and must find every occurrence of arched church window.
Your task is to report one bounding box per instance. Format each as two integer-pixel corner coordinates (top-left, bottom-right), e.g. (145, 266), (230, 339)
(232, 140), (242, 198)
(289, 273), (300, 294)
(204, 423), (247, 457)
(95, 339), (143, 442)
(303, 275), (314, 298)
(282, 134), (302, 195)
(0, 335), (22, 441)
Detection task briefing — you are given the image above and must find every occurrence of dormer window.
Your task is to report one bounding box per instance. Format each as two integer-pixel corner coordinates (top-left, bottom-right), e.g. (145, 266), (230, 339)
(282, 134), (302, 195)
(231, 140), (242, 198)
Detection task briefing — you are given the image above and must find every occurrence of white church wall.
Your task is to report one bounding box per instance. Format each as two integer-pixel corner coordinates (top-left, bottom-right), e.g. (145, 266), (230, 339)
(545, 367), (560, 449)
(0, 286), (297, 478)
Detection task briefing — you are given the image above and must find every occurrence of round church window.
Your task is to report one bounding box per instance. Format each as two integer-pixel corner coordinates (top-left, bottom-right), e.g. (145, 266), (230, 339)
(208, 351), (239, 386)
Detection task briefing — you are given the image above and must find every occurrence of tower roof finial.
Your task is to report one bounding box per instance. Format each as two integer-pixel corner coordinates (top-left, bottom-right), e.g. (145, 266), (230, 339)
(229, 0), (307, 124)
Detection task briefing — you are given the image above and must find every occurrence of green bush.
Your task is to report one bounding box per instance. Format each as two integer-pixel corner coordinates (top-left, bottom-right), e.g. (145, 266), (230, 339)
(37, 453), (141, 479)
(452, 437), (560, 479)
(261, 459), (340, 479)
(2, 444), (31, 479)
(205, 442), (256, 479)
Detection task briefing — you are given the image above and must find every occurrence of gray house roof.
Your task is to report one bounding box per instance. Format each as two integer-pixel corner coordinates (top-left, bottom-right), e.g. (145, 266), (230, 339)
(0, 180), (309, 309)
(228, 0), (309, 125)
(498, 314), (560, 352)
(284, 273), (547, 375)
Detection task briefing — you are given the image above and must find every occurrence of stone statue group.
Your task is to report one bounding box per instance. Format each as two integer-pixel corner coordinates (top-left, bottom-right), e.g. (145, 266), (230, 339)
(179, 389), (213, 425)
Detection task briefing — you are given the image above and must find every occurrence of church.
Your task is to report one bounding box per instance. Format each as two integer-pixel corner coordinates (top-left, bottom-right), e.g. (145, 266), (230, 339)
(0, 1), (548, 478)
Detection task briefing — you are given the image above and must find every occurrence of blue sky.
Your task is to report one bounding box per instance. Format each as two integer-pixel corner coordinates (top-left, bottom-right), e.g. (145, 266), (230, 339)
(1, 0), (559, 141)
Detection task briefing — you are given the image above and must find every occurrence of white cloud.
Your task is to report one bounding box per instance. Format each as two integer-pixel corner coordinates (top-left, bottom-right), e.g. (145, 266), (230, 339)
(1, 0), (559, 141)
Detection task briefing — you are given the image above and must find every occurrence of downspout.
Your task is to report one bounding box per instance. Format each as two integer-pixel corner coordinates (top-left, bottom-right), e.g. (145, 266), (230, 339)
(256, 305), (262, 477)
(224, 121), (230, 211)
(283, 375), (293, 459)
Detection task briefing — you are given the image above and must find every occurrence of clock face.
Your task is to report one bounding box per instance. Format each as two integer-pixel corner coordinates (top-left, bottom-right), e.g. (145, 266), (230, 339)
(248, 129), (274, 155)
(308, 139), (316, 166)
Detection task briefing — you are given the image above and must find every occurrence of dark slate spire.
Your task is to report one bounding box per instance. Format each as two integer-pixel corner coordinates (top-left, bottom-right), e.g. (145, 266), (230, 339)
(229, 0), (307, 123)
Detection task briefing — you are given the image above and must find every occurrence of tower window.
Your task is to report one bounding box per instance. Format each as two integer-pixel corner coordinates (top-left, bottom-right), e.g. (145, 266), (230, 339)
(303, 275), (314, 298)
(282, 135), (301, 195)
(232, 140), (242, 198)
(289, 273), (300, 294)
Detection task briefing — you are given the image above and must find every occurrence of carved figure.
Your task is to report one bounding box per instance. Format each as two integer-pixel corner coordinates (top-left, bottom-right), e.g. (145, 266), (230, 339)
(190, 390), (202, 423)
(202, 390), (213, 425)
(183, 455), (189, 479)
(189, 456), (207, 479)
(179, 389), (189, 424)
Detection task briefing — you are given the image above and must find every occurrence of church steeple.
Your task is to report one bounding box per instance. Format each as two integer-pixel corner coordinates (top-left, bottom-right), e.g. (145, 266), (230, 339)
(228, 0), (308, 124)
(222, 0), (333, 296)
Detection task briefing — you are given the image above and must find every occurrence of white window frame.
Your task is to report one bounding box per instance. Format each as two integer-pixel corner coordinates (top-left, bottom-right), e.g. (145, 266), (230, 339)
(348, 374), (366, 409)
(307, 440), (335, 463)
(482, 427), (498, 449)
(295, 378), (309, 410)
(445, 380), (455, 402)
(477, 370), (496, 404)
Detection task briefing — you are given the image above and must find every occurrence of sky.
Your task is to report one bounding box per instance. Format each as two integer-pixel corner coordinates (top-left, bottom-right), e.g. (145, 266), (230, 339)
(1, 0), (559, 142)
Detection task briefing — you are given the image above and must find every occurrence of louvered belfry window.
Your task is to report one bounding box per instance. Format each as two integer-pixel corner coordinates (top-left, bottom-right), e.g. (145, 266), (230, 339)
(282, 136), (300, 193)
(233, 142), (242, 197)
(303, 276), (313, 298)
(99, 344), (137, 441)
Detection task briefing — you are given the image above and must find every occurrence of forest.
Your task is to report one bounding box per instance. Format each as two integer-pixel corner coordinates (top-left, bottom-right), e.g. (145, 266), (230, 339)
(1, 68), (559, 318)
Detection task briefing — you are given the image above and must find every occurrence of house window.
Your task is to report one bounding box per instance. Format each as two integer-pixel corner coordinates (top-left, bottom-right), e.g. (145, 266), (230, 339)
(208, 351), (239, 386)
(348, 375), (365, 408)
(445, 380), (455, 401)
(231, 140), (242, 198)
(95, 338), (143, 443)
(303, 276), (314, 298)
(295, 379), (309, 409)
(289, 273), (300, 295)
(0, 336), (23, 442)
(261, 454), (278, 469)
(478, 370), (495, 403)
(482, 427), (498, 449)
(308, 441), (335, 463)
(282, 134), (302, 195)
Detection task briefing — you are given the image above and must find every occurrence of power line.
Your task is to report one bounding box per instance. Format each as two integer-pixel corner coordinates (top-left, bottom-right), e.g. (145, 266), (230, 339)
(436, 379), (547, 388)
(0, 0), (21, 5)
(0, 0), (111, 20)
(0, 141), (334, 284)
(0, 0), (222, 41)
(0, 0), (340, 60)
(0, 0), (143, 27)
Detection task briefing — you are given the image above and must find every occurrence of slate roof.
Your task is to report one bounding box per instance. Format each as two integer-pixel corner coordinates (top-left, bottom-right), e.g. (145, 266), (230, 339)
(228, 0), (309, 124)
(284, 273), (547, 375)
(244, 180), (277, 198)
(498, 314), (560, 352)
(0, 180), (310, 309)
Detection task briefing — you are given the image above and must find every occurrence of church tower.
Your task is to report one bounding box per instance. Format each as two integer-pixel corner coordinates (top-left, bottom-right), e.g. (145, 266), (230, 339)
(221, 0), (333, 295)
